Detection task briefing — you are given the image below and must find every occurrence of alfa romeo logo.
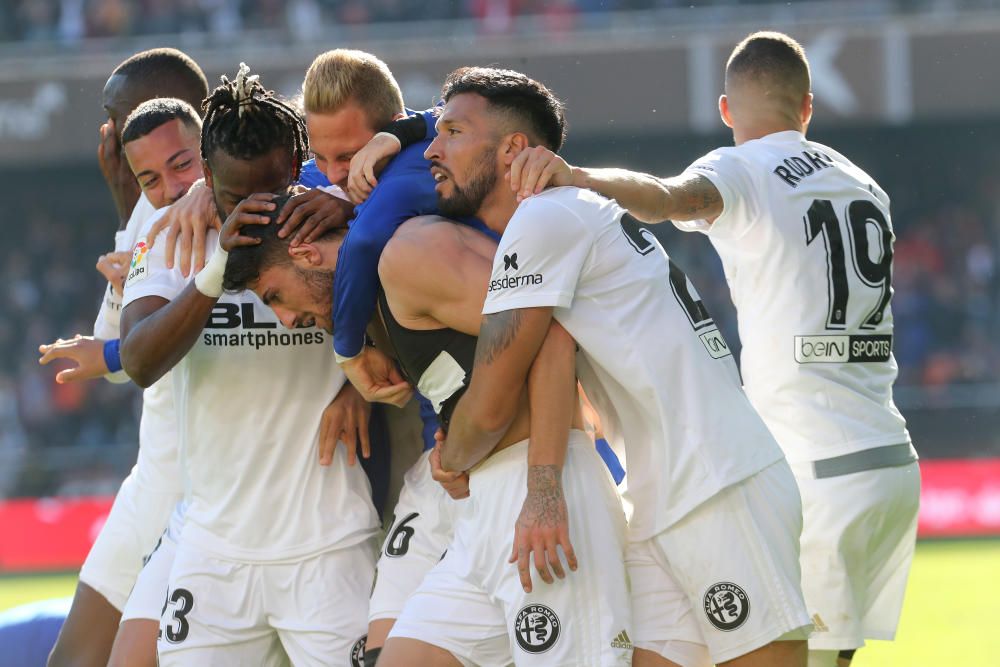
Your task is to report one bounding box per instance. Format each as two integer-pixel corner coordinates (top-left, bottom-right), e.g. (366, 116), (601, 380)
(704, 582), (750, 631)
(514, 603), (560, 654)
(349, 635), (366, 667)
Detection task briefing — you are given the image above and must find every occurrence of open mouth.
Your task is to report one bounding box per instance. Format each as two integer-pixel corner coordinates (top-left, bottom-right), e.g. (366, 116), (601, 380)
(430, 165), (450, 186)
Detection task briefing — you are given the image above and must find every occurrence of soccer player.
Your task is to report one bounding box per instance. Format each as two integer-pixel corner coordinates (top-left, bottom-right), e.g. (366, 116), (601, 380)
(221, 209), (633, 667)
(120, 65), (379, 666)
(43, 49), (209, 667)
(506, 32), (920, 667)
(294, 49), (482, 660)
(422, 66), (812, 667)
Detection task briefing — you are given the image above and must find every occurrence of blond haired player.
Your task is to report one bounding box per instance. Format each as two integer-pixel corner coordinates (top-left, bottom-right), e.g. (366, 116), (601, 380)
(503, 31), (920, 667)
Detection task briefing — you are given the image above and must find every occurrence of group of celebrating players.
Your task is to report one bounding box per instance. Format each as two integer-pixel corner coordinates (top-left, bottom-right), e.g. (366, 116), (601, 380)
(37, 30), (920, 667)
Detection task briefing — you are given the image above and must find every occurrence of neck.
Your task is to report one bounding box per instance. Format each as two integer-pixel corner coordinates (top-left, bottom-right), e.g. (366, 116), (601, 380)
(316, 237), (343, 271)
(733, 118), (805, 146)
(476, 185), (520, 235)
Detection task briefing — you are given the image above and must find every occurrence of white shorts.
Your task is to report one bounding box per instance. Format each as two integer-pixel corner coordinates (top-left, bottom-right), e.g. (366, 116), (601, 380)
(78, 468), (181, 611)
(121, 502), (184, 623)
(157, 537), (377, 667)
(389, 431), (632, 667)
(797, 460), (920, 650)
(628, 460), (811, 666)
(370, 449), (457, 623)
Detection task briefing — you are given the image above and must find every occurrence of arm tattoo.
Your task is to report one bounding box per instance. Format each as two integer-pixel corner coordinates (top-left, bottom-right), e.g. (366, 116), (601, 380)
(520, 464), (567, 529)
(475, 309), (524, 366)
(667, 173), (723, 219)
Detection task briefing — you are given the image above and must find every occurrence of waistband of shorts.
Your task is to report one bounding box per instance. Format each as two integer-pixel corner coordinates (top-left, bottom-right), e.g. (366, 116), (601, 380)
(789, 442), (917, 479)
(470, 429), (592, 478)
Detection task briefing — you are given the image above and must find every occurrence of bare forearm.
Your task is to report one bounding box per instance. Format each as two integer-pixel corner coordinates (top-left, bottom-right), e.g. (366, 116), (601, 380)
(120, 284), (217, 387)
(442, 308), (552, 472)
(571, 167), (722, 223)
(526, 322), (576, 470)
(440, 399), (512, 472)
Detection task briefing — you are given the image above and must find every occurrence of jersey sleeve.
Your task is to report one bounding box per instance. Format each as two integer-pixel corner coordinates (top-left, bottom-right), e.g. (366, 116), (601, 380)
(94, 194), (155, 340)
(122, 210), (189, 308)
(332, 169), (437, 359)
(482, 196), (593, 314)
(677, 147), (758, 240)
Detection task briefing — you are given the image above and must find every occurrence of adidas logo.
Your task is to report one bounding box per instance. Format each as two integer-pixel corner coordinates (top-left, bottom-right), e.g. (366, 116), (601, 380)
(811, 613), (829, 632)
(610, 629), (633, 650)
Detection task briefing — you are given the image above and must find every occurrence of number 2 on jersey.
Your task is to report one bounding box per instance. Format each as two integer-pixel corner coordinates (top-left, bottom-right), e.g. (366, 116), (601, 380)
(804, 198), (893, 330)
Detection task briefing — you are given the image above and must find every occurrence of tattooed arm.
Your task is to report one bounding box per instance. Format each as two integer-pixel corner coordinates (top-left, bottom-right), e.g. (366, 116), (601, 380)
(441, 306), (554, 472)
(510, 319), (579, 592)
(573, 168), (723, 224)
(505, 146), (723, 225)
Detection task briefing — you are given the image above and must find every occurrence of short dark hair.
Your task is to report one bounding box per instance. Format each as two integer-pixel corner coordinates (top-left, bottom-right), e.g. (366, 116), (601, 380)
(201, 63), (309, 181)
(726, 31), (810, 96)
(121, 98), (201, 145)
(441, 67), (566, 151)
(223, 194), (295, 292)
(223, 194), (346, 292)
(111, 48), (209, 113)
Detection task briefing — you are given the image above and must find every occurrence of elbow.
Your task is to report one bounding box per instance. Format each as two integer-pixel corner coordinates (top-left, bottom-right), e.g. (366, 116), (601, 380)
(120, 343), (157, 388)
(468, 393), (516, 440)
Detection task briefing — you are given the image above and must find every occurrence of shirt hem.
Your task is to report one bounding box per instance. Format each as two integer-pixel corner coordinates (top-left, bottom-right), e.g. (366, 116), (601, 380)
(482, 291), (573, 314)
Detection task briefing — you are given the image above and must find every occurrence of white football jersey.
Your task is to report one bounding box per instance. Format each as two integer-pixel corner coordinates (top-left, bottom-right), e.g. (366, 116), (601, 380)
(91, 193), (180, 495)
(122, 211), (379, 561)
(483, 187), (785, 541)
(677, 131), (910, 463)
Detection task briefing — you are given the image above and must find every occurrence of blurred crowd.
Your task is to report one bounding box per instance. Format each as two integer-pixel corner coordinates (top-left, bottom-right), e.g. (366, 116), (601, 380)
(0, 0), (962, 43)
(0, 195), (141, 498)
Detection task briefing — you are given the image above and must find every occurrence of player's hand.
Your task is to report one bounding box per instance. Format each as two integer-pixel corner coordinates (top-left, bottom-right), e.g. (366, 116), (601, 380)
(275, 188), (353, 246)
(508, 146), (574, 203)
(346, 132), (401, 204)
(509, 464), (577, 593)
(430, 441), (470, 500)
(218, 193), (278, 253)
(95, 251), (132, 296)
(146, 180), (221, 276)
(318, 382), (372, 467)
(38, 335), (109, 383)
(98, 119), (141, 225)
(340, 347), (413, 408)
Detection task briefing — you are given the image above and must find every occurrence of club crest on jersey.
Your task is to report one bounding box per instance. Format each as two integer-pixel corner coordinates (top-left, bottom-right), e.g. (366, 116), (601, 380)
(704, 582), (750, 631)
(124, 238), (150, 288)
(349, 635), (366, 667)
(514, 604), (560, 654)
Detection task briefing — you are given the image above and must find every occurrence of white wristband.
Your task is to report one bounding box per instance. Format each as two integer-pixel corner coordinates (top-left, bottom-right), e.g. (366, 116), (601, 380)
(194, 245), (229, 298)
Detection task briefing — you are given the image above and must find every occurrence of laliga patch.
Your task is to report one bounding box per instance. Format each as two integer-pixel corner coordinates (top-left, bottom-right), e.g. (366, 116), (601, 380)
(514, 603), (560, 654)
(349, 635), (366, 667)
(124, 238), (151, 288)
(704, 582), (750, 631)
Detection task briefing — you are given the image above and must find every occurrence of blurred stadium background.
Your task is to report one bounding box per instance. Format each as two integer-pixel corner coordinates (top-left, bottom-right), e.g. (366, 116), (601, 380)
(1, 0), (999, 665)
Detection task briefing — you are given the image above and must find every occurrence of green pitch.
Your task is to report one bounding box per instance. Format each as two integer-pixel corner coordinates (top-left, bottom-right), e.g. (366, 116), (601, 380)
(1, 540), (997, 665)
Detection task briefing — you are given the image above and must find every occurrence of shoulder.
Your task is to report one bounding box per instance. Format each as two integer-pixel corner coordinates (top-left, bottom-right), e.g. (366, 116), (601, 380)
(356, 153), (435, 216)
(514, 187), (618, 234)
(379, 216), (455, 282)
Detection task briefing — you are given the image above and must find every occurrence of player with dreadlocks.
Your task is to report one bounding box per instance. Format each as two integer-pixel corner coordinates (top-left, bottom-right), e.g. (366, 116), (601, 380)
(119, 64), (380, 666)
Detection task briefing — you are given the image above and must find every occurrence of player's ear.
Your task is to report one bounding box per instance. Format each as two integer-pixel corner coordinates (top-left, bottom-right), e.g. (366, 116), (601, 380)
(502, 132), (530, 165)
(202, 161), (214, 190)
(801, 92), (814, 127)
(719, 95), (734, 129)
(289, 243), (322, 267)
